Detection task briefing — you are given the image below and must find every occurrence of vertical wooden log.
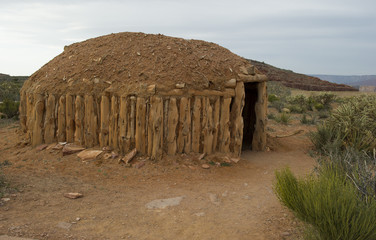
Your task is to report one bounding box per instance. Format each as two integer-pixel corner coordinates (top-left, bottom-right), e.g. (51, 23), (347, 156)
(57, 95), (66, 142)
(129, 96), (136, 148)
(84, 95), (98, 148)
(231, 82), (245, 156)
(66, 94), (75, 143)
(191, 97), (202, 153)
(151, 96), (163, 159)
(147, 98), (153, 156)
(44, 94), (56, 143)
(219, 97), (231, 153)
(26, 93), (34, 141)
(32, 94), (45, 147)
(212, 97), (220, 152)
(167, 97), (178, 155)
(163, 99), (169, 152)
(109, 95), (119, 150)
(74, 95), (85, 145)
(135, 97), (147, 154)
(202, 97), (214, 154)
(99, 95), (110, 148)
(19, 91), (27, 133)
(252, 82), (267, 151)
(119, 95), (129, 153)
(177, 97), (191, 153)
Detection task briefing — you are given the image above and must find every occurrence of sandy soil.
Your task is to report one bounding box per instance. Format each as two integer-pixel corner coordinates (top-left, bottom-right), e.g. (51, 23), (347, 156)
(0, 120), (316, 240)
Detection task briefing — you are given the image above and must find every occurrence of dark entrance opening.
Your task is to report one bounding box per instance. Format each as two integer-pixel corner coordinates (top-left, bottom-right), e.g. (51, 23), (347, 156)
(242, 82), (258, 150)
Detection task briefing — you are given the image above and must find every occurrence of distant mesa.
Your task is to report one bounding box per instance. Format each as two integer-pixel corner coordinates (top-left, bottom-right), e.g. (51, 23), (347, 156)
(249, 60), (357, 91)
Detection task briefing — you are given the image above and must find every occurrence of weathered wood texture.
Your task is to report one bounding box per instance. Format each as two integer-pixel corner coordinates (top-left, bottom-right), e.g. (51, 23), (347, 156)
(57, 95), (66, 142)
(166, 98), (178, 155)
(135, 97), (147, 154)
(44, 94), (56, 143)
(219, 97), (231, 153)
(74, 95), (85, 145)
(252, 82), (267, 151)
(66, 94), (75, 143)
(191, 97), (202, 152)
(177, 97), (191, 153)
(31, 94), (45, 147)
(230, 82), (245, 156)
(99, 95), (110, 147)
(84, 95), (98, 148)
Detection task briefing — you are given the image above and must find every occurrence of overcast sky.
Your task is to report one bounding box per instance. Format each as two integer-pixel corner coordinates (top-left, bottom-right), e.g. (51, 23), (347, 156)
(0, 0), (375, 76)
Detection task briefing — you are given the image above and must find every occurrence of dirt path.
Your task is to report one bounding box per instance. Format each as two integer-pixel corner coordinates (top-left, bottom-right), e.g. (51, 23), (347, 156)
(0, 123), (315, 240)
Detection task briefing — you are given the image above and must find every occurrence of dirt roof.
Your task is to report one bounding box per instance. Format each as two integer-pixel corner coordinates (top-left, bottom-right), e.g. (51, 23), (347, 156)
(22, 32), (257, 96)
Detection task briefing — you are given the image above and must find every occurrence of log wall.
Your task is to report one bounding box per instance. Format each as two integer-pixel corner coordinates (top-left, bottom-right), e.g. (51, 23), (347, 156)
(21, 80), (267, 158)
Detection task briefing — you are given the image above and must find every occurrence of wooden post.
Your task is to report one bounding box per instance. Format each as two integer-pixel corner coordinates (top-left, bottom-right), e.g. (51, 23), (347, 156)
(99, 95), (110, 147)
(84, 95), (98, 148)
(149, 96), (163, 159)
(167, 97), (178, 155)
(66, 94), (75, 143)
(212, 97), (220, 152)
(26, 93), (34, 140)
(252, 82), (267, 151)
(19, 91), (27, 133)
(129, 96), (136, 148)
(109, 95), (119, 150)
(202, 97), (214, 154)
(32, 94), (45, 147)
(219, 97), (231, 152)
(135, 97), (147, 154)
(119, 95), (129, 153)
(44, 94), (56, 143)
(57, 95), (66, 142)
(74, 95), (85, 145)
(231, 82), (245, 156)
(177, 97), (191, 153)
(191, 97), (202, 153)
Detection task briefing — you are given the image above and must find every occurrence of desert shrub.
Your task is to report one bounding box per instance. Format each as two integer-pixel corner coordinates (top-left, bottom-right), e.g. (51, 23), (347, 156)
(268, 94), (279, 103)
(317, 110), (330, 119)
(313, 103), (324, 111)
(270, 101), (285, 112)
(288, 104), (305, 113)
(267, 81), (291, 100)
(310, 95), (376, 153)
(267, 113), (276, 120)
(275, 166), (376, 240)
(274, 112), (291, 125)
(313, 93), (336, 110)
(301, 114), (316, 125)
(0, 99), (19, 119)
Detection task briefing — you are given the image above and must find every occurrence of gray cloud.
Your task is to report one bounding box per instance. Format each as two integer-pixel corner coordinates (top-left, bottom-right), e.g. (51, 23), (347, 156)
(0, 0), (375, 75)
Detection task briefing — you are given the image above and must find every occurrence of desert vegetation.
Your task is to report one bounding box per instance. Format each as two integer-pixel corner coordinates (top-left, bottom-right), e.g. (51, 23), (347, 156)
(273, 85), (376, 239)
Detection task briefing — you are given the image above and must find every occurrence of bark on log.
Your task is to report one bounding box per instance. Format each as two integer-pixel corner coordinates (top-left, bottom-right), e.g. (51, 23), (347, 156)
(32, 94), (45, 147)
(202, 97), (214, 154)
(66, 94), (75, 143)
(231, 82), (245, 156)
(19, 91), (27, 133)
(57, 95), (66, 142)
(252, 82), (267, 151)
(191, 97), (202, 153)
(151, 96), (163, 159)
(129, 96), (136, 148)
(135, 97), (147, 154)
(119, 95), (129, 153)
(167, 97), (178, 155)
(26, 93), (34, 140)
(109, 95), (119, 150)
(74, 95), (85, 145)
(99, 95), (110, 147)
(84, 95), (98, 148)
(219, 97), (231, 152)
(177, 97), (191, 153)
(44, 94), (56, 143)
(212, 97), (220, 152)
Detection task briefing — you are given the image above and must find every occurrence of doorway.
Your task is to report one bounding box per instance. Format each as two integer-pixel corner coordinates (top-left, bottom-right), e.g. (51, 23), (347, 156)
(242, 82), (258, 150)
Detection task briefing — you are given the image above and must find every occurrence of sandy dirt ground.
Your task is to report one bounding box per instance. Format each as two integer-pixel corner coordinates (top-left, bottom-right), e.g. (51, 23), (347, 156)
(0, 120), (316, 240)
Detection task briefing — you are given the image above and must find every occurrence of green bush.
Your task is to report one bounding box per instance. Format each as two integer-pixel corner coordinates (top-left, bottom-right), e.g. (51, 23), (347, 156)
(313, 93), (336, 110)
(310, 95), (376, 153)
(0, 99), (19, 119)
(275, 166), (376, 240)
(268, 94), (279, 103)
(275, 112), (291, 125)
(301, 114), (316, 125)
(314, 103), (324, 111)
(288, 104), (305, 113)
